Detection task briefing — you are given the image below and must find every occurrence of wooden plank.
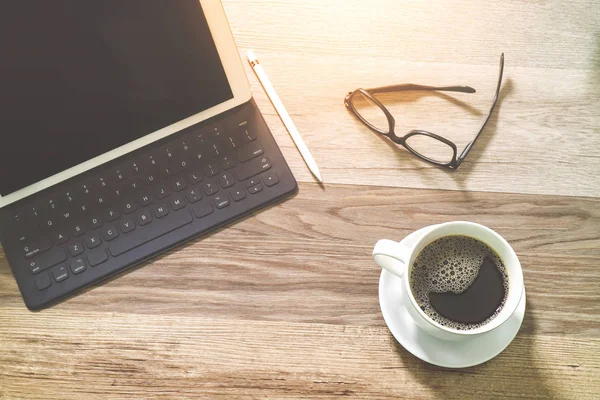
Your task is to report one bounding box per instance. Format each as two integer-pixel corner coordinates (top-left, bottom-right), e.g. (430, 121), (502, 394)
(223, 0), (599, 69)
(220, 0), (600, 197)
(3, 191), (598, 398)
(0, 309), (598, 399)
(1, 0), (599, 398)
(1, 184), (598, 346)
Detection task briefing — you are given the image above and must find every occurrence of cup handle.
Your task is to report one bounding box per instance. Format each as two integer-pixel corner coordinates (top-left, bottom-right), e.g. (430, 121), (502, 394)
(373, 239), (412, 278)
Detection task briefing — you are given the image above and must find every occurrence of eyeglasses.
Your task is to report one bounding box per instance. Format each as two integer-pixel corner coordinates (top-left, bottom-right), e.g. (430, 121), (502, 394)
(344, 54), (504, 169)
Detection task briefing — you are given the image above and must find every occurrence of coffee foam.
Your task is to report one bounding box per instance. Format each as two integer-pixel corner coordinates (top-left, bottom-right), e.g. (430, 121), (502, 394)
(409, 235), (509, 330)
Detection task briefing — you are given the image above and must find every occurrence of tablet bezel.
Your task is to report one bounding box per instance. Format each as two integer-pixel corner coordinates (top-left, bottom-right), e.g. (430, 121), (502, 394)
(0, 0), (251, 209)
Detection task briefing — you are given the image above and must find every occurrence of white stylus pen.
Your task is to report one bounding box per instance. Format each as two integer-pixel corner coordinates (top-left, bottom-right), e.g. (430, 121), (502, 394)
(246, 50), (323, 183)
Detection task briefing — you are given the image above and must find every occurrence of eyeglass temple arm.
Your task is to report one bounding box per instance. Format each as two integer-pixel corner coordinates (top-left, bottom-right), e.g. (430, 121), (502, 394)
(456, 53), (505, 164)
(366, 84), (476, 94)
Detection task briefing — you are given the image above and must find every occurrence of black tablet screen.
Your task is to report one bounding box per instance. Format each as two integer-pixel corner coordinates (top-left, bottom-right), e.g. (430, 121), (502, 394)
(0, 0), (233, 196)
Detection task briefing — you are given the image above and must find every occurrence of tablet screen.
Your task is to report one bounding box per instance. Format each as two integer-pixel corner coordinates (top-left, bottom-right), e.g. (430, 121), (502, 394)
(0, 0), (233, 197)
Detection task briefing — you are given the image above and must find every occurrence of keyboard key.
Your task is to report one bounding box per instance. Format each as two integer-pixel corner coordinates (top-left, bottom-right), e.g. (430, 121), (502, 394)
(231, 188), (247, 202)
(72, 223), (87, 237)
(119, 219), (136, 234)
(60, 190), (77, 206)
(224, 136), (237, 151)
(187, 187), (202, 203)
(236, 157), (272, 181)
(126, 161), (141, 175)
(194, 131), (210, 146)
(78, 183), (92, 196)
(142, 154), (161, 170)
(111, 186), (125, 199)
(145, 174), (158, 185)
(78, 203), (92, 215)
(222, 155), (237, 170)
(173, 158), (190, 173)
(188, 171), (203, 185)
(170, 196), (186, 211)
(95, 176), (109, 190)
(68, 241), (84, 257)
(140, 193), (153, 207)
(246, 177), (261, 188)
(114, 169), (125, 183)
(104, 208), (120, 222)
(94, 196), (108, 208)
(108, 210), (193, 256)
(153, 204), (169, 219)
(193, 150), (206, 164)
(219, 173), (235, 188)
(60, 210), (74, 223)
(71, 257), (87, 275)
(9, 213), (35, 240)
(209, 143), (223, 157)
(28, 259), (41, 274)
(240, 126), (257, 143)
(128, 179), (143, 193)
(41, 217), (57, 231)
(172, 178), (187, 192)
(137, 211), (153, 226)
(23, 238), (51, 258)
(263, 172), (279, 187)
(53, 231), (69, 245)
(203, 182), (219, 196)
(52, 265), (69, 283)
(208, 124), (226, 142)
(35, 272), (52, 290)
(248, 184), (263, 195)
(193, 203), (213, 219)
(205, 164), (220, 177)
(178, 139), (193, 152)
(156, 185), (171, 200)
(88, 249), (108, 267)
(44, 199), (59, 213)
(85, 234), (102, 249)
(28, 247), (67, 274)
(158, 166), (172, 178)
(163, 146), (176, 163)
(90, 216), (102, 230)
(102, 225), (119, 241)
(123, 200), (138, 215)
(237, 142), (264, 163)
(213, 195), (230, 209)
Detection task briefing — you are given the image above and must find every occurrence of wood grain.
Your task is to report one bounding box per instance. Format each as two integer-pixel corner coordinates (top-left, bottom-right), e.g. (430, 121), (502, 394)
(1, 184), (599, 399)
(1, 309), (599, 400)
(1, 0), (600, 399)
(224, 0), (600, 197)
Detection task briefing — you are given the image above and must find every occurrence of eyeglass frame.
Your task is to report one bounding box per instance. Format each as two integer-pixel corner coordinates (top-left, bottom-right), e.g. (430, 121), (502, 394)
(344, 53), (504, 169)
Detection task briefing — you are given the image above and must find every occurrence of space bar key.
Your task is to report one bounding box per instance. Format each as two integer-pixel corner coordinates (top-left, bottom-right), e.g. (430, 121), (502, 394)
(109, 210), (193, 257)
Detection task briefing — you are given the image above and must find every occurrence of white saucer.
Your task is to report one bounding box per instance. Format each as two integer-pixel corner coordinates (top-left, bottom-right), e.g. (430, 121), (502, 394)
(378, 226), (526, 368)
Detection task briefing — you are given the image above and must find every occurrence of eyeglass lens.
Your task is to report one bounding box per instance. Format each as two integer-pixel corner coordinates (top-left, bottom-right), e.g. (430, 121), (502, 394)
(350, 92), (389, 133)
(404, 133), (455, 164)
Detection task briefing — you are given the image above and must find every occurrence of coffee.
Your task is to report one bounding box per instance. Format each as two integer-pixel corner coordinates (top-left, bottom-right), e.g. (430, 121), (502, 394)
(409, 235), (509, 330)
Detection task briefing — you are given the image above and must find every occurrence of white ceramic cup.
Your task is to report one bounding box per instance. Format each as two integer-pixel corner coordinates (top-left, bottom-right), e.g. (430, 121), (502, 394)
(373, 221), (524, 341)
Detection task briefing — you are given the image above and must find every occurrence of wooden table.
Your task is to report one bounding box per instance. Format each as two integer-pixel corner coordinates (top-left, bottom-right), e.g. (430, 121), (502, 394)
(1, 1), (599, 398)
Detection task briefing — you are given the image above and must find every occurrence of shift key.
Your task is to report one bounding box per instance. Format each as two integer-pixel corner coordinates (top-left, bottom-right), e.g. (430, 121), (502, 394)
(28, 247), (67, 274)
(236, 157), (271, 181)
(109, 210), (193, 256)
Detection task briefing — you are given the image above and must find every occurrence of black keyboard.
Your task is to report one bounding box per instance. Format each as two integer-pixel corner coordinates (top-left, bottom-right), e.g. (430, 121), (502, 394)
(0, 99), (297, 310)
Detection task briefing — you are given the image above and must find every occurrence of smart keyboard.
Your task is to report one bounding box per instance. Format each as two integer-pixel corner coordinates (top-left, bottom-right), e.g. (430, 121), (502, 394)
(0, 99), (297, 310)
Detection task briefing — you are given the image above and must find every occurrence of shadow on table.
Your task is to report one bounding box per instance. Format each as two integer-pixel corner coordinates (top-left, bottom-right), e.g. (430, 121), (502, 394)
(591, 36), (600, 92)
(448, 78), (514, 192)
(391, 297), (559, 399)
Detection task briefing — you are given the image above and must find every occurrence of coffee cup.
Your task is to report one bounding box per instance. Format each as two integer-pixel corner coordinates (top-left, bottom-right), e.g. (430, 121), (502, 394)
(373, 221), (524, 341)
